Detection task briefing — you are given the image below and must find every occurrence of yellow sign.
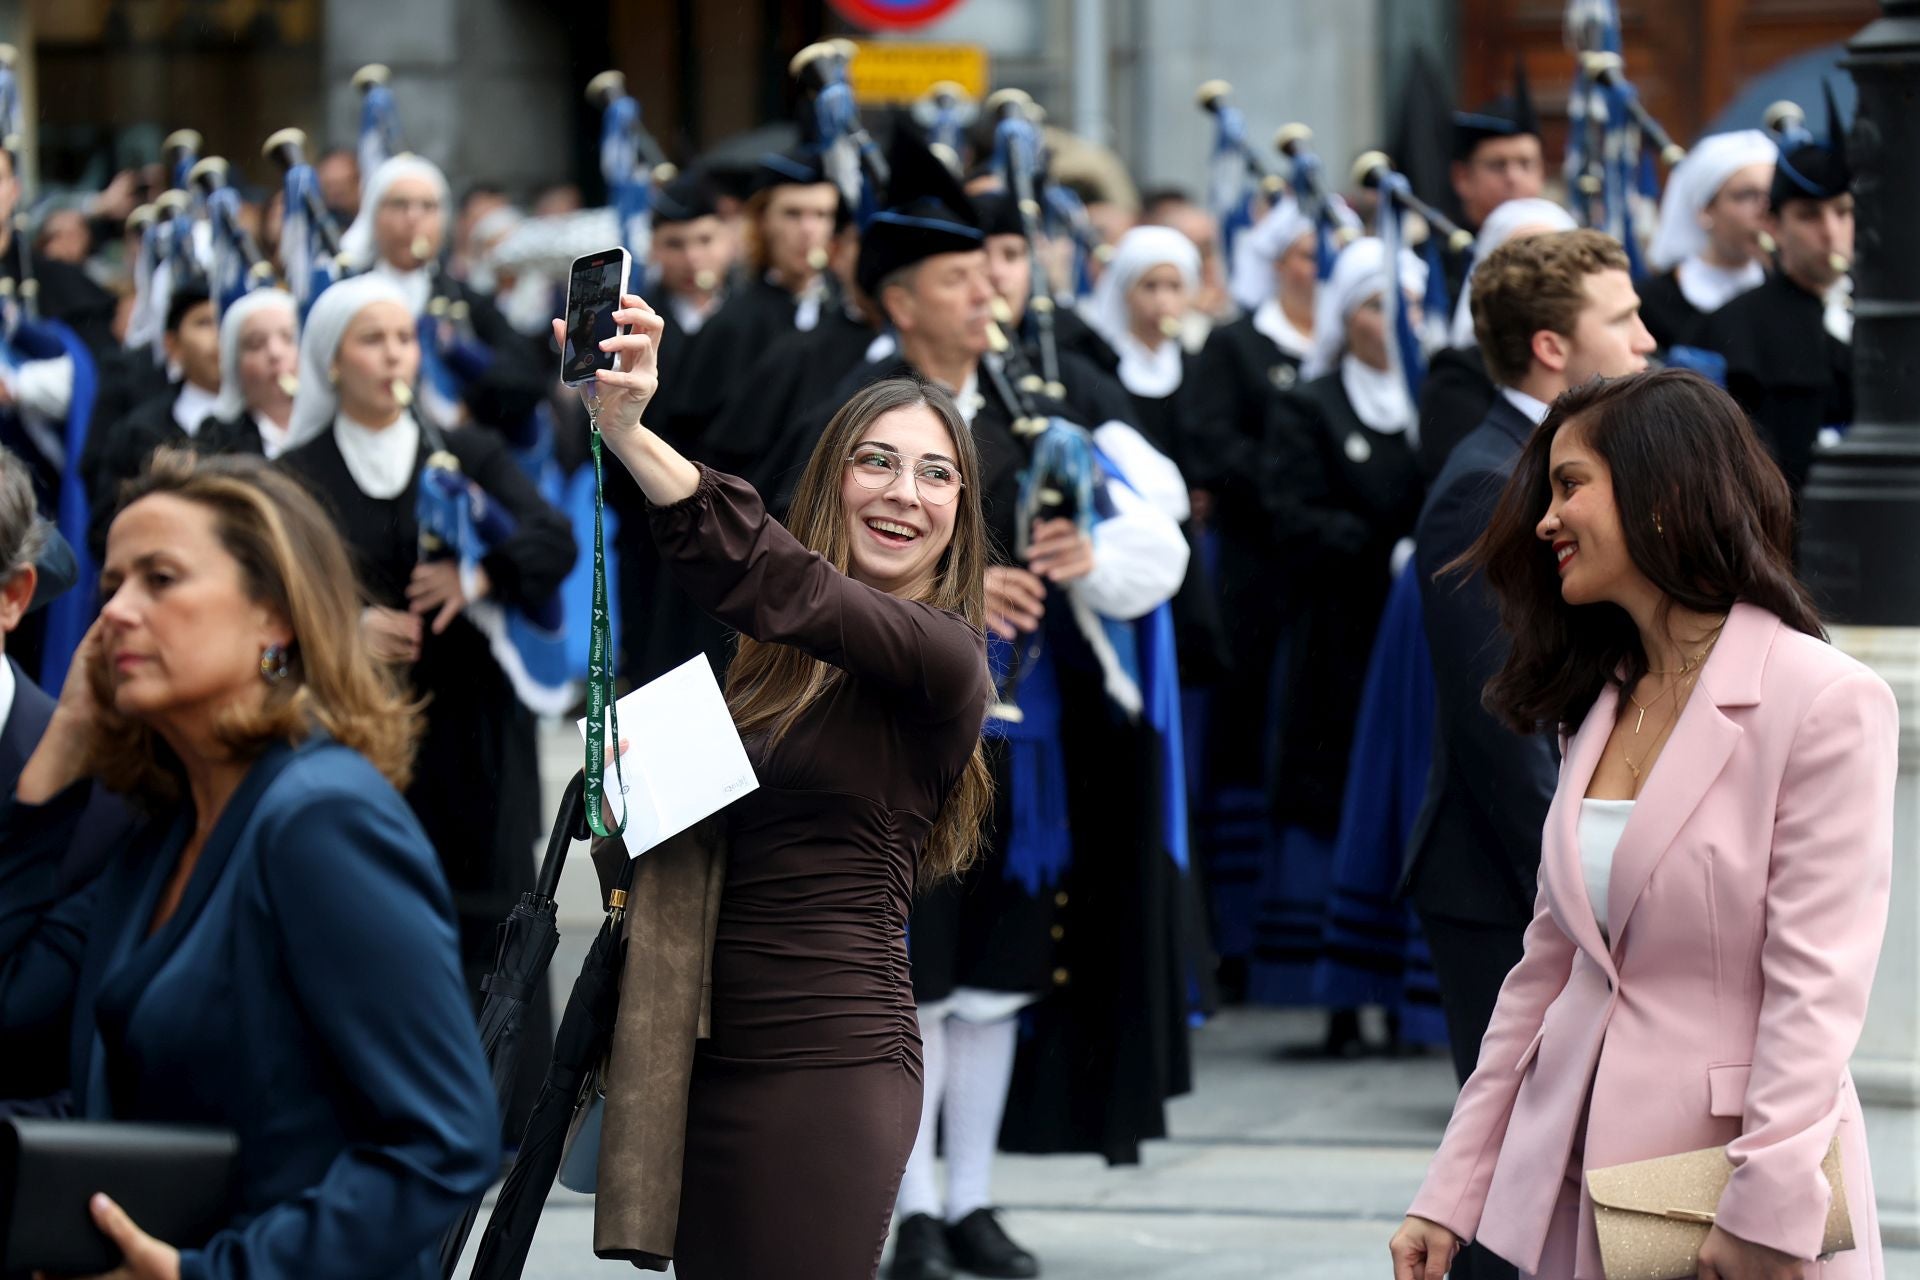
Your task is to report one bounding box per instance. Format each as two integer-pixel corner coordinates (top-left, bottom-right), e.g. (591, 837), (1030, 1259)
(847, 41), (989, 105)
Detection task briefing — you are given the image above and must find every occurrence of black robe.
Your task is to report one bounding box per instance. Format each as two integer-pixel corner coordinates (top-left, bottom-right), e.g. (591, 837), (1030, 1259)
(669, 275), (837, 445)
(1637, 269), (1708, 354)
(1415, 345), (1498, 481)
(1701, 270), (1851, 497)
(1261, 372), (1425, 835)
(1184, 313), (1306, 779)
(280, 424), (576, 956)
(82, 386), (209, 560)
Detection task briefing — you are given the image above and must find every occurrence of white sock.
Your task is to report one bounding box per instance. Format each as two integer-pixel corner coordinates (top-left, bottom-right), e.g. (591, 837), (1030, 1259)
(941, 1013), (1018, 1223)
(895, 1005), (948, 1221)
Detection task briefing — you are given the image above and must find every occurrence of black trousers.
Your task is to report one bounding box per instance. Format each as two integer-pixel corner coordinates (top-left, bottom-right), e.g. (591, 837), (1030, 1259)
(1416, 910), (1529, 1280)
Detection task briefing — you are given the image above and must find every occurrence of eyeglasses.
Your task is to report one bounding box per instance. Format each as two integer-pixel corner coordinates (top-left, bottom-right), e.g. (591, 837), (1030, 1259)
(845, 445), (963, 505)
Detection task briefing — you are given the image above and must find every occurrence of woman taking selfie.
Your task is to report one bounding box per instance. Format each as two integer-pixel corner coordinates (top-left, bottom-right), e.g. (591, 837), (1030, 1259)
(564, 295), (993, 1280)
(0, 451), (498, 1278)
(1390, 368), (1892, 1280)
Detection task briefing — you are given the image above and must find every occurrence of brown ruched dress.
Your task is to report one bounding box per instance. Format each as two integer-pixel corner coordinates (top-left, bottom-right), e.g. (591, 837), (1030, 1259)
(648, 466), (991, 1279)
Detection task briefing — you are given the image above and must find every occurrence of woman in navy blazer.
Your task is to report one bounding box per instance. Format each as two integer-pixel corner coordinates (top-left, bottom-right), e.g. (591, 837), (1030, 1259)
(0, 450), (498, 1279)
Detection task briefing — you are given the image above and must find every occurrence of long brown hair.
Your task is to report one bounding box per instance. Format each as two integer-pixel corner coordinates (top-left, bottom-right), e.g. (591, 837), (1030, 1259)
(1454, 368), (1822, 734)
(87, 449), (423, 807)
(724, 378), (992, 883)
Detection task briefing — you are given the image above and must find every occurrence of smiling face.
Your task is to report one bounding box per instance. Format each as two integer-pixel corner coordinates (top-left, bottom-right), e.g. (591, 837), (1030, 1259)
(333, 299), (420, 426)
(97, 493), (289, 731)
(1536, 419), (1648, 608)
(838, 404), (962, 597)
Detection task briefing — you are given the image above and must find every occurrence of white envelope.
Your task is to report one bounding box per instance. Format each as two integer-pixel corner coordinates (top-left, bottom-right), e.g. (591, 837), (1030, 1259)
(575, 653), (759, 858)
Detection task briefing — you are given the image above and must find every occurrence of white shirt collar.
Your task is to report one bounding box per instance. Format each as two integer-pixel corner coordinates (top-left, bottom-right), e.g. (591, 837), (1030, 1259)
(1340, 354), (1415, 437)
(334, 411), (421, 500)
(1675, 255), (1766, 316)
(954, 368), (984, 425)
(1252, 297), (1314, 361)
(172, 382), (220, 438)
(0, 652), (15, 744)
(1500, 385), (1553, 426)
(253, 410), (294, 460)
(1114, 332), (1184, 400)
(670, 292), (714, 337)
(373, 260), (434, 316)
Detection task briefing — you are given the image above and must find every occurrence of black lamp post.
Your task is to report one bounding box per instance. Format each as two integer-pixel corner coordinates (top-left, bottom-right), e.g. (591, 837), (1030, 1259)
(1798, 1), (1920, 625)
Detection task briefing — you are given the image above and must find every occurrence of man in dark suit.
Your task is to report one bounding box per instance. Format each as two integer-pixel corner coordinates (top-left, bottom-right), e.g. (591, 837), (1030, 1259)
(1403, 228), (1653, 1280)
(0, 446), (55, 798)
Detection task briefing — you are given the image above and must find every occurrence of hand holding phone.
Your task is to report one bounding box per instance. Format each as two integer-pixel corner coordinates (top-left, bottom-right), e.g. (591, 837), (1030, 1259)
(562, 248), (633, 387)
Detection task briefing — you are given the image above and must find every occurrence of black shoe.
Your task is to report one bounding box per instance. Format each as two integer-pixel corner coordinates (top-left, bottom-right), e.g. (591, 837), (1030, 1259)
(945, 1208), (1039, 1278)
(888, 1213), (957, 1280)
(1320, 1007), (1369, 1059)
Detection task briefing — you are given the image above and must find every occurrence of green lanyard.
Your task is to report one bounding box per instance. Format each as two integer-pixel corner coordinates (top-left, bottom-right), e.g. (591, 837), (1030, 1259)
(584, 393), (626, 839)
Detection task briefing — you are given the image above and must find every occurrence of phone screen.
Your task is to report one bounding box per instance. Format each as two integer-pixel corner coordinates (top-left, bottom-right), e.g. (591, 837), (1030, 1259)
(562, 250), (628, 386)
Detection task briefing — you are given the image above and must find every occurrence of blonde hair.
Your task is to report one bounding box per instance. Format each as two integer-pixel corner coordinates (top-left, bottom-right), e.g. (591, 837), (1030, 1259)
(87, 449), (422, 807)
(723, 378), (992, 884)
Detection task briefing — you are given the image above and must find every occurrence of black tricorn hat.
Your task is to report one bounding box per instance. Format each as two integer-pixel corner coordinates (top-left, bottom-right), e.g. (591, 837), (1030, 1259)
(856, 128), (984, 299)
(1768, 82), (1852, 207)
(1453, 57), (1540, 162)
(968, 185), (1025, 239)
(749, 145), (831, 197)
(652, 171), (719, 225)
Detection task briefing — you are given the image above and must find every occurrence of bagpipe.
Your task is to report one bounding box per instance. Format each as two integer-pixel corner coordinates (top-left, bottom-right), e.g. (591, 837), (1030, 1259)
(914, 80), (978, 176)
(987, 88), (1069, 401)
(979, 305), (1096, 723)
(353, 62), (404, 202)
(1275, 124), (1363, 280)
(1563, 0), (1685, 280)
(790, 39), (890, 230)
(1351, 150), (1471, 401)
(263, 127), (345, 321)
(416, 446), (575, 715)
(187, 156), (276, 313)
(1195, 80), (1286, 271)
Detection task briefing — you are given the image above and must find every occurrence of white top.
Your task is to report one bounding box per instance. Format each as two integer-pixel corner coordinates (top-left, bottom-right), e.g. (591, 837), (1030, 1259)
(1579, 798), (1635, 940)
(335, 411), (422, 500)
(0, 651), (15, 745)
(171, 382), (220, 439)
(1675, 255), (1765, 316)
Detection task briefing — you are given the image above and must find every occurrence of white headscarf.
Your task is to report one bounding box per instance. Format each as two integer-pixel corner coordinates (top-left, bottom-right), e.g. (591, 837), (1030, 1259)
(1304, 237), (1428, 380)
(1228, 197), (1314, 313)
(211, 289), (299, 422)
(338, 154), (451, 274)
(1448, 197), (1579, 348)
(285, 275), (416, 452)
(1648, 130), (1776, 273)
(1087, 226), (1202, 399)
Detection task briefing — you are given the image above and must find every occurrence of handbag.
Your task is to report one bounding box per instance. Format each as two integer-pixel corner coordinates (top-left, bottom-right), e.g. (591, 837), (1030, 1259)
(0, 1118), (238, 1274)
(1586, 1135), (1853, 1280)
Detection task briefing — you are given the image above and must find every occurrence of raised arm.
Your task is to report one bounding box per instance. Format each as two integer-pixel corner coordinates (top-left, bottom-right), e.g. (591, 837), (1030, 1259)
(558, 297), (989, 724)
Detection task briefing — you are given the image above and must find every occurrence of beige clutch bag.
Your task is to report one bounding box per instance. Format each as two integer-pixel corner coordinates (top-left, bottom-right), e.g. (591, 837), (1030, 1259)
(1586, 1137), (1852, 1280)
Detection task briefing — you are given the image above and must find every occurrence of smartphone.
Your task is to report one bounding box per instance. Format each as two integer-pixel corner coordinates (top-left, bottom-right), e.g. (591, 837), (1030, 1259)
(561, 247), (633, 387)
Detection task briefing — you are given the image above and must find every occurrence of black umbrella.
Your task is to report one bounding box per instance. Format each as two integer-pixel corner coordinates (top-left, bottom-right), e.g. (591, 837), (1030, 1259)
(438, 771), (591, 1279)
(467, 853), (635, 1280)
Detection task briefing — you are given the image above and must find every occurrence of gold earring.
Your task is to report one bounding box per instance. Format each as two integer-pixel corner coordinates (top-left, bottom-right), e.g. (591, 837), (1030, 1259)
(1653, 512), (1664, 536)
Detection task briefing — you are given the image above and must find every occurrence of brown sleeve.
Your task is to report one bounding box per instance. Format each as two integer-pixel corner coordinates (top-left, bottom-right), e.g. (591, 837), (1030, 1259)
(649, 465), (990, 722)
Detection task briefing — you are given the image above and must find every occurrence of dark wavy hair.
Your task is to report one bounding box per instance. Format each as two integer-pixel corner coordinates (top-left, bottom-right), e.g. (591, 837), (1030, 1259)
(1452, 368), (1822, 734)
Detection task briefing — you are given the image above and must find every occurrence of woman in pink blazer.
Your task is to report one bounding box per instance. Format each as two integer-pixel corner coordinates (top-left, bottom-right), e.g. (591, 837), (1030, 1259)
(1390, 369), (1896, 1280)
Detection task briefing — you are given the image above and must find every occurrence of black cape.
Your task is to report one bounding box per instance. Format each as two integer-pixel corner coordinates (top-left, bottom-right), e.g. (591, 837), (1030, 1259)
(1701, 270), (1851, 496)
(1415, 345), (1498, 481)
(1260, 371), (1425, 835)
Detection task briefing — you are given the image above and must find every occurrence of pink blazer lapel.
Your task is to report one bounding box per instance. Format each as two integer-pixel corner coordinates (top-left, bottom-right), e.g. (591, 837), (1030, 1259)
(1604, 604), (1775, 955)
(1545, 684), (1620, 977)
